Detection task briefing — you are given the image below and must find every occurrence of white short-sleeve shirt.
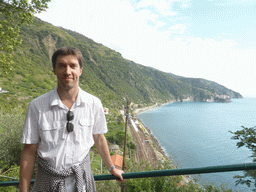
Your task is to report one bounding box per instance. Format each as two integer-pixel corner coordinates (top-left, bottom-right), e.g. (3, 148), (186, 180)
(20, 87), (108, 171)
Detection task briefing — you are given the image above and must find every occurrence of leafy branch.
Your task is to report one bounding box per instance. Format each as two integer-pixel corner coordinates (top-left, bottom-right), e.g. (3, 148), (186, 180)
(0, 0), (51, 75)
(230, 126), (256, 190)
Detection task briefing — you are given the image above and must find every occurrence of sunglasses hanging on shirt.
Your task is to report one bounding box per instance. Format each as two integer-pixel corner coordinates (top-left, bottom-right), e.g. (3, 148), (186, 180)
(66, 110), (74, 133)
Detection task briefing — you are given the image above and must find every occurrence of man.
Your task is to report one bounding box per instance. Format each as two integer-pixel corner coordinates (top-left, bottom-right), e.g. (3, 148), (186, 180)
(19, 47), (124, 192)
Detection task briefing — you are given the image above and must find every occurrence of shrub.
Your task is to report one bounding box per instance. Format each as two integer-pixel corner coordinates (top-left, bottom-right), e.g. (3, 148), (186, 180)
(0, 108), (25, 169)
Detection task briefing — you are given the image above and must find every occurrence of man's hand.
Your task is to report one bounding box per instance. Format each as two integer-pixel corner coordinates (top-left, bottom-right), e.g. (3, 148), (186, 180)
(110, 168), (124, 182)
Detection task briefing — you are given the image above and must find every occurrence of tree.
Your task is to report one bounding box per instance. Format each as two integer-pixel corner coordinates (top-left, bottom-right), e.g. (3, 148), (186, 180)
(230, 126), (256, 190)
(0, 0), (51, 74)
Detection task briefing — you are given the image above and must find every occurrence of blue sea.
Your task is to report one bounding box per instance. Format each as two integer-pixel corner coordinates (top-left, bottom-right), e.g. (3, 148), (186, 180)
(138, 98), (256, 191)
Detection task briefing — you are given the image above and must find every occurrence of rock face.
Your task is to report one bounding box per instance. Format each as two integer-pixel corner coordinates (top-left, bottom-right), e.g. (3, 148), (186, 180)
(42, 34), (58, 61)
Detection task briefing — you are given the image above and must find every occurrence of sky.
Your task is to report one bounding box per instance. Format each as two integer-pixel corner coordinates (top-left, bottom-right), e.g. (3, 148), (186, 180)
(35, 0), (256, 97)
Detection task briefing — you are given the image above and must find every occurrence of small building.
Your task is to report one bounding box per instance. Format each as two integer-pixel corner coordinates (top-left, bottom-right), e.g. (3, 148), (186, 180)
(177, 182), (184, 188)
(109, 144), (120, 154)
(111, 154), (123, 170)
(104, 107), (109, 115)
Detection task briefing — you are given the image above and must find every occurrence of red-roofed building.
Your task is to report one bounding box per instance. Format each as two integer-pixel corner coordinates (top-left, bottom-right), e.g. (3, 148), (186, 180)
(177, 182), (184, 187)
(111, 154), (123, 170)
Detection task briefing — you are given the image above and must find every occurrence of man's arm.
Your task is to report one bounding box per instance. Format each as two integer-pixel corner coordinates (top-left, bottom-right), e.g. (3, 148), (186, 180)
(19, 144), (38, 192)
(93, 134), (124, 181)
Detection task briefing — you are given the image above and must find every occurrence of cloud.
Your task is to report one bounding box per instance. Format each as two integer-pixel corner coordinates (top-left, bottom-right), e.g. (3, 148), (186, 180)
(136, 0), (178, 17)
(169, 24), (187, 34)
(237, 0), (254, 3)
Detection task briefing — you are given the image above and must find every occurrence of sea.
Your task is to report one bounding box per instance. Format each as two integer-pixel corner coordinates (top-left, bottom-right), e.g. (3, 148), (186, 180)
(138, 98), (256, 192)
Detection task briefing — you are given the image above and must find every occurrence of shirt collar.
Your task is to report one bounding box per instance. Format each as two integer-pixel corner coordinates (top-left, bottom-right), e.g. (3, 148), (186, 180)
(50, 86), (86, 108)
(50, 87), (62, 107)
(76, 87), (86, 106)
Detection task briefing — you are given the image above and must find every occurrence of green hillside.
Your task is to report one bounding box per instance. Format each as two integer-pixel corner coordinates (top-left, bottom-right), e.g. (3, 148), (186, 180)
(0, 17), (242, 112)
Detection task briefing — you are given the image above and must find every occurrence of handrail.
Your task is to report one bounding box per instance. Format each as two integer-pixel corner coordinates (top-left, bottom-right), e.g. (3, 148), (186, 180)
(1, 163), (256, 186)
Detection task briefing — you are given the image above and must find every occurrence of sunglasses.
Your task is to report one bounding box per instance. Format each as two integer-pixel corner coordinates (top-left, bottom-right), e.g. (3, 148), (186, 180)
(66, 110), (74, 133)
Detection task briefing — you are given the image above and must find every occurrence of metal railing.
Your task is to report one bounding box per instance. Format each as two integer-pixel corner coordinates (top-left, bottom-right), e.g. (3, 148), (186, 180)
(1, 162), (256, 187)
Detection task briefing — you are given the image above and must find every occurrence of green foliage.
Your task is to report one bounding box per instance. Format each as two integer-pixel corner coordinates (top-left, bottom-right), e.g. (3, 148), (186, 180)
(0, 164), (20, 192)
(203, 183), (234, 192)
(0, 0), (51, 74)
(230, 126), (256, 190)
(123, 160), (181, 192)
(104, 115), (134, 151)
(0, 108), (25, 168)
(0, 108), (25, 191)
(123, 160), (233, 192)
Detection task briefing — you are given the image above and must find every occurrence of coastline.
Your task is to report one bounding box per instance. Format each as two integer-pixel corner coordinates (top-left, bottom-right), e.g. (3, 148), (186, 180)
(133, 101), (176, 165)
(132, 101), (191, 184)
(133, 101), (174, 115)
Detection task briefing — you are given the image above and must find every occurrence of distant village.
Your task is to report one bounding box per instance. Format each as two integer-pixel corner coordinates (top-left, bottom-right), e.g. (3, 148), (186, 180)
(207, 93), (232, 103)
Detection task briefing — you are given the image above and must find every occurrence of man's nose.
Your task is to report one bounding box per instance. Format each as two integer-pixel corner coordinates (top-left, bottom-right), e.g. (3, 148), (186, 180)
(64, 66), (71, 74)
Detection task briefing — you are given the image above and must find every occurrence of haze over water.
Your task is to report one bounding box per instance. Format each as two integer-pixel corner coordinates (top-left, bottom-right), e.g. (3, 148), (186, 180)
(138, 98), (256, 191)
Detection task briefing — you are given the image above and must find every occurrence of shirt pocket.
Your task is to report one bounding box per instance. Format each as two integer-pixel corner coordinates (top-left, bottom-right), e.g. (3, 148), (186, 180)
(40, 121), (64, 147)
(76, 119), (93, 144)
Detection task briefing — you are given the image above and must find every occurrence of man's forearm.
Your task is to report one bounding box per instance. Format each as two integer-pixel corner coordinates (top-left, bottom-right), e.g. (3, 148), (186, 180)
(19, 144), (37, 192)
(93, 134), (113, 168)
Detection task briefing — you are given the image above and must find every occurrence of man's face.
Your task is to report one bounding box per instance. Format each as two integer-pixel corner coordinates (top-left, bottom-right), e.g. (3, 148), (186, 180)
(53, 55), (83, 90)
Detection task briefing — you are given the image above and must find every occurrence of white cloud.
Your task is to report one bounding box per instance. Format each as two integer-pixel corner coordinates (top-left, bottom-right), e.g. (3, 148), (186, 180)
(169, 24), (187, 34)
(138, 9), (159, 22)
(136, 0), (177, 17)
(237, 0), (254, 2)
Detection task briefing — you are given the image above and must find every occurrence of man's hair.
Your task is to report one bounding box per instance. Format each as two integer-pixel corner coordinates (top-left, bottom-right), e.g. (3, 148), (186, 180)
(52, 47), (83, 69)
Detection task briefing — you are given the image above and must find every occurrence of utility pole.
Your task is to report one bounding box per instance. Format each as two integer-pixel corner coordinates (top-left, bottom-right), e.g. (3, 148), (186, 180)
(121, 98), (129, 192)
(122, 98), (129, 171)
